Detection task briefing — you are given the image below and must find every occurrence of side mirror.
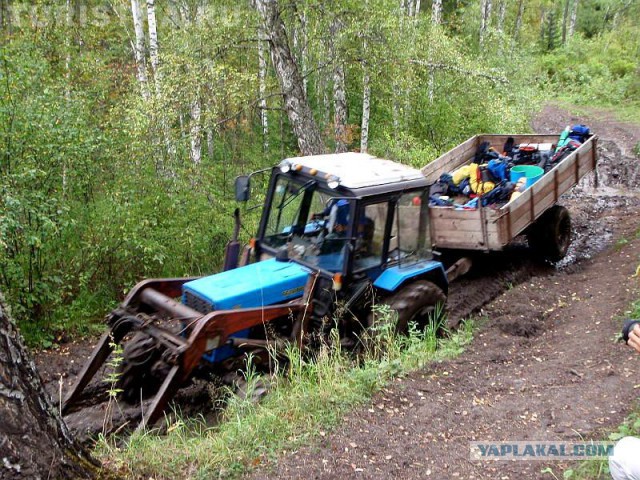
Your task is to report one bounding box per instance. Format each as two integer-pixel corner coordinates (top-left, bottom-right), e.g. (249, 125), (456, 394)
(235, 175), (250, 202)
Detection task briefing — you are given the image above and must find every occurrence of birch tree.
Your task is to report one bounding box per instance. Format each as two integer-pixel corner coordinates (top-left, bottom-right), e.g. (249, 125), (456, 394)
(130, 0), (149, 100)
(512, 0), (525, 50)
(147, 0), (160, 84)
(480, 0), (493, 47)
(254, 0), (325, 156)
(331, 18), (348, 153)
(258, 32), (269, 151)
(568, 0), (579, 37)
(190, 96), (202, 164)
(431, 0), (442, 25)
(562, 0), (571, 44)
(497, 0), (507, 35)
(360, 60), (371, 153)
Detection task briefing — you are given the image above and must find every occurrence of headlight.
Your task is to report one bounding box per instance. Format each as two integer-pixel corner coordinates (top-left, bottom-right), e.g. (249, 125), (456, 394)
(279, 160), (292, 173)
(327, 176), (341, 189)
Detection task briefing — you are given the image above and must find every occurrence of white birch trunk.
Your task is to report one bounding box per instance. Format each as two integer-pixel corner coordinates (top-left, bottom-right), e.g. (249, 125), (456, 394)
(568, 0), (579, 37)
(479, 0), (492, 47)
(331, 19), (347, 153)
(414, 0), (421, 18)
(130, 0), (149, 100)
(497, 0), (506, 34)
(408, 0), (415, 17)
(431, 0), (442, 24)
(360, 67), (371, 154)
(511, 0), (524, 51)
(258, 33), (269, 150)
(147, 0), (160, 83)
(562, 0), (570, 44)
(190, 97), (202, 165)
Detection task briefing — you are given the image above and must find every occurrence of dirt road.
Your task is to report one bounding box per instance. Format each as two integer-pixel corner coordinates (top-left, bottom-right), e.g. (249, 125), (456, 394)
(246, 105), (640, 480)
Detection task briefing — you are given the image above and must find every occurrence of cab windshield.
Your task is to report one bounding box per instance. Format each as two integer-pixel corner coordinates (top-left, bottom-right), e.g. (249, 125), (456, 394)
(261, 175), (352, 272)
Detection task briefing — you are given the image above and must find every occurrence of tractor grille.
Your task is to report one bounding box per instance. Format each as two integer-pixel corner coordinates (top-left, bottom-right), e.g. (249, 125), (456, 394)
(184, 291), (214, 314)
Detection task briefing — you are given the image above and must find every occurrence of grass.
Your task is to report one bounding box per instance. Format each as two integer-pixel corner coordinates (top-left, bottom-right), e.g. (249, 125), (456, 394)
(95, 308), (476, 479)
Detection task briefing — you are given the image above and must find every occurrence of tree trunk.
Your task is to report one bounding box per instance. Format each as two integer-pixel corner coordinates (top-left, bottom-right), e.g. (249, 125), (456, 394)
(512, 0), (524, 50)
(431, 0), (442, 24)
(254, 0), (325, 156)
(0, 297), (97, 479)
(189, 96), (202, 165)
(479, 0), (492, 47)
(130, 0), (149, 100)
(497, 0), (506, 34)
(299, 11), (308, 95)
(258, 31), (269, 151)
(147, 0), (160, 82)
(562, 0), (570, 44)
(407, 0), (415, 17)
(568, 0), (579, 37)
(330, 18), (347, 153)
(360, 64), (371, 154)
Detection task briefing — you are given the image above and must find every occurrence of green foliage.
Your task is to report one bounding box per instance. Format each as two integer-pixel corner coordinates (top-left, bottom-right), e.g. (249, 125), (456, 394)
(537, 10), (640, 110)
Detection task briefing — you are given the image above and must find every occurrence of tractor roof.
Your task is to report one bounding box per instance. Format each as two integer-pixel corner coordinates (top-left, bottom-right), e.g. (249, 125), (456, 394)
(282, 152), (426, 190)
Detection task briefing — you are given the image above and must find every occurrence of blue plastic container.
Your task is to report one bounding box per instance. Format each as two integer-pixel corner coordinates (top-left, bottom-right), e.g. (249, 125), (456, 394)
(510, 165), (544, 189)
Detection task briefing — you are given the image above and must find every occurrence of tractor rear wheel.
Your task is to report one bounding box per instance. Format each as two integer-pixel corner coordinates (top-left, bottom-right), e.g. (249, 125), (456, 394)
(527, 205), (571, 262)
(372, 280), (447, 335)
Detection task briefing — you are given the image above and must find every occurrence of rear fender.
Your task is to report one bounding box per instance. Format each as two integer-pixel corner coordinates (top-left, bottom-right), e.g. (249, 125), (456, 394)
(373, 260), (448, 295)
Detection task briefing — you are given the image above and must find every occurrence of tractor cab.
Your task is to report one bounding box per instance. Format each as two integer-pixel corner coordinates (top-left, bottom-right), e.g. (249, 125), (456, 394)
(248, 152), (443, 291)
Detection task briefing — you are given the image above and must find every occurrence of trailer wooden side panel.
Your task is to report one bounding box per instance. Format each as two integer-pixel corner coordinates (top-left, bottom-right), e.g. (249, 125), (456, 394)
(426, 133), (597, 251)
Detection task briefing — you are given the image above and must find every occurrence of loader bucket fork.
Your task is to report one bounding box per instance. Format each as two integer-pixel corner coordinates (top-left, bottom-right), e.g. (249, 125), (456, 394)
(62, 274), (318, 431)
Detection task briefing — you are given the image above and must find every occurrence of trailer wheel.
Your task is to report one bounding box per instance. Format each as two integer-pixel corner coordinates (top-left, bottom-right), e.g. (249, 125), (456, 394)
(372, 280), (447, 335)
(527, 205), (571, 262)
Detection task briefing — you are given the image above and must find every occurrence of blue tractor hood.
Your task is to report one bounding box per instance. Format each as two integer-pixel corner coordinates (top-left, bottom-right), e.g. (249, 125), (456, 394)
(182, 259), (310, 312)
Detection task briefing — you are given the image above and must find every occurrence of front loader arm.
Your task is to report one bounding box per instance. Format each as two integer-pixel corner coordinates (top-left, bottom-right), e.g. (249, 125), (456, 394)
(63, 273), (318, 431)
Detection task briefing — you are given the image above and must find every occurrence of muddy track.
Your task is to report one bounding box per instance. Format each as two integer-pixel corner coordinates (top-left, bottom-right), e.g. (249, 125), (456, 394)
(35, 105), (640, 448)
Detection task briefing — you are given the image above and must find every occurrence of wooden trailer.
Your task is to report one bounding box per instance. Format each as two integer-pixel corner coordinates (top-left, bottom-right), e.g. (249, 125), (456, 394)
(421, 134), (598, 256)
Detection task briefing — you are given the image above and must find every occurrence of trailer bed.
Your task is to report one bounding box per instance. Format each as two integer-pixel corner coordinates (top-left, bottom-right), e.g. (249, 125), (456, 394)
(421, 134), (598, 251)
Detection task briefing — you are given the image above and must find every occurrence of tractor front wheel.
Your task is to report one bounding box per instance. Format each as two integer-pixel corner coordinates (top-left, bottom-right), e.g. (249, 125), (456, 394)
(117, 332), (165, 403)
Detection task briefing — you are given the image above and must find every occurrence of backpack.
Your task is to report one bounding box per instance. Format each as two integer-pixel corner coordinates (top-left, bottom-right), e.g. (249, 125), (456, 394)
(569, 124), (590, 143)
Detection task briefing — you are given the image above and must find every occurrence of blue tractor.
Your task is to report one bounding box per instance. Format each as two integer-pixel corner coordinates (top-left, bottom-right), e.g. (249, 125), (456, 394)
(63, 152), (452, 429)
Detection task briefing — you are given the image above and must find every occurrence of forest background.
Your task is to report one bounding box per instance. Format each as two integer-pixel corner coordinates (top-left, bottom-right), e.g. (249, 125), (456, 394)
(0, 0), (638, 347)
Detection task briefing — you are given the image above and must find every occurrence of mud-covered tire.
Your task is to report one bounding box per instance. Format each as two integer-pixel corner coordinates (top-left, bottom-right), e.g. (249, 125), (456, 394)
(117, 332), (164, 403)
(374, 280), (447, 335)
(527, 205), (571, 262)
